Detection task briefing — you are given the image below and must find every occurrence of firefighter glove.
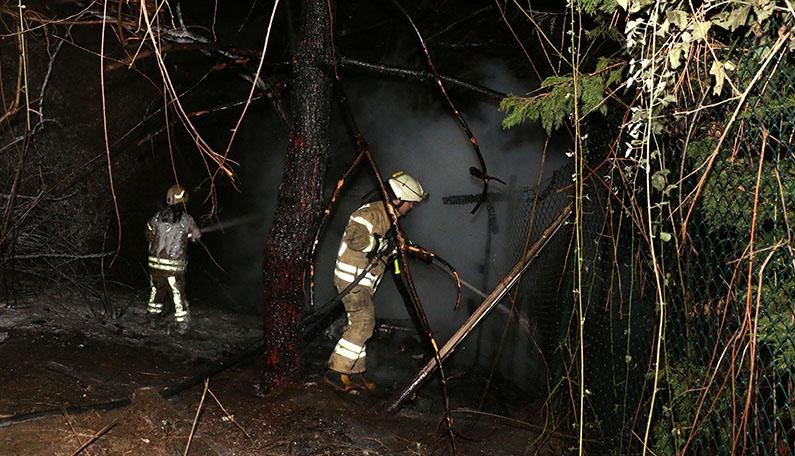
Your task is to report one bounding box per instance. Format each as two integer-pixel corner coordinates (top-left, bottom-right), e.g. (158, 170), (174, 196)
(366, 234), (394, 260)
(366, 235), (383, 260)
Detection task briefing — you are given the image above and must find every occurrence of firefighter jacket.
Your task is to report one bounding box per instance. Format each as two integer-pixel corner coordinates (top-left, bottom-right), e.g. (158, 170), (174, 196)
(334, 202), (393, 291)
(145, 207), (201, 273)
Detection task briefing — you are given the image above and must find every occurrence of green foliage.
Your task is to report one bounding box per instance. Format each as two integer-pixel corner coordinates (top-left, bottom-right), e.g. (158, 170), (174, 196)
(653, 320), (795, 454)
(711, 4), (751, 32)
(758, 310), (795, 372)
(580, 0), (621, 15)
(688, 139), (794, 228)
(499, 58), (625, 134)
(688, 134), (794, 299)
(739, 92), (795, 126)
(499, 84), (571, 134)
(652, 360), (733, 455)
(585, 23), (626, 44)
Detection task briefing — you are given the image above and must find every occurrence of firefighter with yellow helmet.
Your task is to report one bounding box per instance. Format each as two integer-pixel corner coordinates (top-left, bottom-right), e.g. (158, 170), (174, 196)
(145, 185), (201, 335)
(325, 171), (428, 393)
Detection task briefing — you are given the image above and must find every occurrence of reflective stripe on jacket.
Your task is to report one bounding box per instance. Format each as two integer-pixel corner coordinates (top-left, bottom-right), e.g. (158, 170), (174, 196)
(148, 256), (187, 272)
(334, 202), (391, 291)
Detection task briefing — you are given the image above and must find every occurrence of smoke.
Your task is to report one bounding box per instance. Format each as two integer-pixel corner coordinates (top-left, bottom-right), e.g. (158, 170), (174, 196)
(195, 108), (287, 312)
(310, 59), (569, 394)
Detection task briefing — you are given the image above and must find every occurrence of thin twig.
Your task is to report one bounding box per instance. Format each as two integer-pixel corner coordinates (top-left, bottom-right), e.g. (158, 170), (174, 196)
(735, 129), (767, 452)
(207, 388), (252, 441)
(99, 0), (122, 267)
(70, 420), (117, 456)
(184, 378), (210, 456)
(640, 3), (669, 454)
(567, 3), (586, 454)
(62, 412), (84, 450)
(389, 0), (490, 215)
(219, 0), (281, 178)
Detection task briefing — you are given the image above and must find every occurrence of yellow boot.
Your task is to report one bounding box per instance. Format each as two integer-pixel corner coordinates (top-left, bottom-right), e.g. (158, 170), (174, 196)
(324, 370), (360, 393)
(350, 373), (376, 393)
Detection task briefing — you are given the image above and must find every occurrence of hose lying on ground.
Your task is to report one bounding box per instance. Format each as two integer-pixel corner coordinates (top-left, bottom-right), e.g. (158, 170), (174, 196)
(0, 339), (264, 428)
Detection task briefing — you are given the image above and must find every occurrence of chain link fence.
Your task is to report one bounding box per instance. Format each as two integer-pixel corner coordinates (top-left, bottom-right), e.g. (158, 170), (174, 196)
(657, 52), (795, 455)
(499, 45), (795, 454)
(527, 46), (795, 455)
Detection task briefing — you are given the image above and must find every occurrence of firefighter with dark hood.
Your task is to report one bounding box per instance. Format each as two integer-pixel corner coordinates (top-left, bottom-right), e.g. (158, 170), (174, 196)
(325, 171), (428, 393)
(145, 185), (201, 335)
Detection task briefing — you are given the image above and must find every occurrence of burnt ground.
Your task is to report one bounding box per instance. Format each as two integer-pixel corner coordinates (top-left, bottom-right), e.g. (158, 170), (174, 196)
(0, 290), (570, 455)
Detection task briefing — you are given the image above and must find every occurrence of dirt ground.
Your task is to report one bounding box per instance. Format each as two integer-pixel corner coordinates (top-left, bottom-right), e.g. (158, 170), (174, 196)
(0, 290), (570, 455)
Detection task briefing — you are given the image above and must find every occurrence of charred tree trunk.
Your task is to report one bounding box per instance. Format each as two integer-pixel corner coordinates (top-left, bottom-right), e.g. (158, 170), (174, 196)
(261, 0), (331, 389)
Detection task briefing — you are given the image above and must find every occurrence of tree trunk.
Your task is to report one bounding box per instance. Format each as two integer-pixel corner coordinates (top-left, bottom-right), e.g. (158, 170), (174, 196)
(261, 0), (331, 389)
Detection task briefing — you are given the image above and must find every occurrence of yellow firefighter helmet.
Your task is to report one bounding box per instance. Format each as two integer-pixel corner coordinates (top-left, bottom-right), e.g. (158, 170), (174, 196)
(388, 171), (428, 203)
(166, 185), (188, 205)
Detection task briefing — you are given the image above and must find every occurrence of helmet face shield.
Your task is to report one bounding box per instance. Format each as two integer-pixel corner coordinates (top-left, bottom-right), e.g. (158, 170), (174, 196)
(387, 171), (428, 203)
(166, 185), (188, 205)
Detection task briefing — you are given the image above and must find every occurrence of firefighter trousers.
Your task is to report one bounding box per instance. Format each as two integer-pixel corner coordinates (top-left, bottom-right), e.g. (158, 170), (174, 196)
(328, 280), (375, 374)
(147, 269), (190, 323)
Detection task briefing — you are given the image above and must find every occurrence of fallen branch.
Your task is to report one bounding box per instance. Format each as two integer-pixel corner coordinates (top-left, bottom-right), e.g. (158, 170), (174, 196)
(10, 252), (114, 261)
(70, 420), (117, 456)
(337, 57), (506, 103)
(388, 203), (573, 413)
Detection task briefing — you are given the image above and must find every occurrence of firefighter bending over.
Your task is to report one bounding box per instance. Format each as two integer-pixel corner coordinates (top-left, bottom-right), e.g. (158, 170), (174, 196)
(145, 185), (201, 335)
(325, 171), (428, 393)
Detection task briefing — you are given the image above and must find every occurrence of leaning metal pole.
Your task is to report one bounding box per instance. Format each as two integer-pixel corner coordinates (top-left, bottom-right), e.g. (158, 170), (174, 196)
(387, 202), (573, 413)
